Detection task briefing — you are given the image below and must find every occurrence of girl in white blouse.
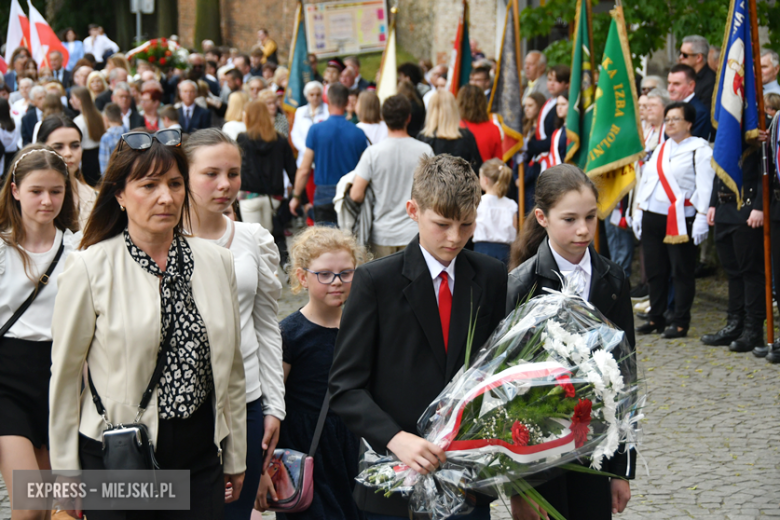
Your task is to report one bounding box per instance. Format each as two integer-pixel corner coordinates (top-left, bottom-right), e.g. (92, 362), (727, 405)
(184, 128), (286, 517)
(474, 158), (518, 265)
(0, 144), (79, 517)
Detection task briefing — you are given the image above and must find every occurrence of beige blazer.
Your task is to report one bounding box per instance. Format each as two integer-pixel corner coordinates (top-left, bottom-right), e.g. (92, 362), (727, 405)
(49, 233), (246, 475)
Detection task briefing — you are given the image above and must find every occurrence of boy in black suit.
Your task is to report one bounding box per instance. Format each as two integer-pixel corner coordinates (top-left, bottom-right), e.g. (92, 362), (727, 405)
(329, 154), (508, 519)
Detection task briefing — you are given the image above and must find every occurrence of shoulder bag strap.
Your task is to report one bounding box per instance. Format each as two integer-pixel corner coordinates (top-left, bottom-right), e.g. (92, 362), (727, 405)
(0, 237), (65, 338)
(88, 237), (184, 422)
(307, 391), (330, 457)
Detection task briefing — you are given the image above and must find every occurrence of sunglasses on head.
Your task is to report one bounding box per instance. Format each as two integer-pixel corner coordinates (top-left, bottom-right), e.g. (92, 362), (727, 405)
(119, 128), (182, 151)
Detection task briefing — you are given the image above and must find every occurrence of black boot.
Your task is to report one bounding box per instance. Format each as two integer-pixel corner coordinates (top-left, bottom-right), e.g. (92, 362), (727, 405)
(766, 343), (780, 363)
(729, 318), (764, 353)
(701, 315), (743, 346)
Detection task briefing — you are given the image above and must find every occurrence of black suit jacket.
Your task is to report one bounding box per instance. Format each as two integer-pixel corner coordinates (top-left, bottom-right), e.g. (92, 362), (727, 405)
(125, 109), (145, 130)
(506, 238), (637, 479)
(178, 105), (211, 134)
(694, 65), (716, 113)
(21, 107), (38, 145)
(688, 94), (713, 141)
(94, 89), (112, 111)
(329, 237), (508, 515)
(52, 68), (72, 89)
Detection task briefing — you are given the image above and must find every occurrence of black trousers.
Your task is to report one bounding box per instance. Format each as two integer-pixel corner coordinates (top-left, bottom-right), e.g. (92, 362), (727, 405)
(79, 395), (224, 519)
(535, 471), (612, 520)
(313, 203), (338, 225)
(642, 211), (696, 327)
(773, 219), (780, 304)
(714, 222), (766, 321)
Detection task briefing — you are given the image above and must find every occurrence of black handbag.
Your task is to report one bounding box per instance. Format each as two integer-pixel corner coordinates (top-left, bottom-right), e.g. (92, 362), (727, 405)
(0, 237), (65, 338)
(86, 239), (183, 471)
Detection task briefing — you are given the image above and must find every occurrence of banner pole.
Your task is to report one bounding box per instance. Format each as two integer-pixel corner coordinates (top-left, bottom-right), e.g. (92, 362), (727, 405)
(747, 0), (773, 346)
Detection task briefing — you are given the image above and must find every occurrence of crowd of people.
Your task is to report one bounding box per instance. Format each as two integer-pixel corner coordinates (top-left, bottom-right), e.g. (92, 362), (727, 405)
(0, 20), (776, 520)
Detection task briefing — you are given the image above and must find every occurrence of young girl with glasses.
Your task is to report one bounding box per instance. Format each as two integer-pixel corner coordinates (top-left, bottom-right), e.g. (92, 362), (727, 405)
(261, 226), (367, 520)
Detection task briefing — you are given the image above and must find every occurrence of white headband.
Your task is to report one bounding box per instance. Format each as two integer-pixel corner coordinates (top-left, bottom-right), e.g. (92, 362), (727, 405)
(11, 149), (68, 184)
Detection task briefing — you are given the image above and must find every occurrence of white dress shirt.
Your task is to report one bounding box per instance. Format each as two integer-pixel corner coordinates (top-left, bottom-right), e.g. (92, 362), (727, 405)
(419, 244), (456, 306)
(549, 244), (592, 301)
(764, 79), (780, 96)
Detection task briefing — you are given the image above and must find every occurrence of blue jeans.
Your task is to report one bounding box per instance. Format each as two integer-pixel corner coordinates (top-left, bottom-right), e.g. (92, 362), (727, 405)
(474, 242), (511, 266)
(604, 219), (634, 278)
(224, 398), (265, 520)
(366, 505), (490, 520)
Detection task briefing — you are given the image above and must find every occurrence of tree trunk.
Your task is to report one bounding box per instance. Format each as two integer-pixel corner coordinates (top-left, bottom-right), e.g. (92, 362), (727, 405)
(157, 0), (178, 40)
(114, 0), (132, 51)
(194, 0), (221, 49)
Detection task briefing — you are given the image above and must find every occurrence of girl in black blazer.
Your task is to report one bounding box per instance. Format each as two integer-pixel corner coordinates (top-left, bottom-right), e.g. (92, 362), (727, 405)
(506, 164), (636, 520)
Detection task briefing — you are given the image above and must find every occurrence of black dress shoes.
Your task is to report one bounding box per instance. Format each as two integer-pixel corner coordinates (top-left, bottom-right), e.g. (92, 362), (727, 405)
(767, 344), (780, 363)
(662, 325), (688, 339)
(636, 321), (665, 334)
(729, 320), (764, 353)
(701, 316), (743, 346)
(752, 345), (770, 357)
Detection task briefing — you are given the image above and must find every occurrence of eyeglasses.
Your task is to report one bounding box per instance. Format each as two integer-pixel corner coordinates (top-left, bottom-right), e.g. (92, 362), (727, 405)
(664, 117), (685, 124)
(303, 268), (355, 284)
(678, 51), (701, 59)
(641, 87), (654, 94)
(119, 128), (182, 151)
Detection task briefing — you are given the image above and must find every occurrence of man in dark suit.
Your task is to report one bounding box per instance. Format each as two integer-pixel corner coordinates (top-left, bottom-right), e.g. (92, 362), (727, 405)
(49, 51), (72, 89)
(177, 80), (211, 133)
(187, 54), (220, 96)
(21, 86), (46, 145)
(678, 35), (716, 111)
(668, 64), (712, 141)
(112, 82), (144, 130)
(344, 56), (370, 91)
(329, 155), (508, 519)
(95, 68), (129, 111)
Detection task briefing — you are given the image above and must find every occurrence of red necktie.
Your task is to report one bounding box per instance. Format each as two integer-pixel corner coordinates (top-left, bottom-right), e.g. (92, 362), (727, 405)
(438, 272), (452, 352)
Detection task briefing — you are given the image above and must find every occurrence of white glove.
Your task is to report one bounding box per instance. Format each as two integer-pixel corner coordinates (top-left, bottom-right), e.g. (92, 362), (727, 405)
(692, 213), (709, 245)
(632, 210), (643, 240)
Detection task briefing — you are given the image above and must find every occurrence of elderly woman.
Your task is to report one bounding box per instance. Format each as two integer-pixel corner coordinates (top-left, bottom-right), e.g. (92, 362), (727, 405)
(49, 128), (247, 519)
(290, 81), (328, 165)
(634, 102), (714, 339)
(86, 71), (109, 100)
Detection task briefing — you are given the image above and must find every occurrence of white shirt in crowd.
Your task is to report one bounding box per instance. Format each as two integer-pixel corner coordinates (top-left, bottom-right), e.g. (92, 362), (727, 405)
(474, 194), (518, 245)
(420, 244), (456, 306)
(83, 34), (119, 63)
(353, 136), (434, 247)
(0, 228), (79, 341)
(204, 216), (286, 418)
(290, 103), (328, 166)
(550, 244), (592, 302)
(74, 114), (100, 150)
(764, 79), (780, 96)
(356, 121), (388, 145)
(222, 121), (247, 141)
(636, 136), (714, 218)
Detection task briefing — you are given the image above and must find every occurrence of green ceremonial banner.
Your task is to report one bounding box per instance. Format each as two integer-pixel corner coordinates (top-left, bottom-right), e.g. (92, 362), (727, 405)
(565, 0), (595, 169)
(585, 6), (645, 218)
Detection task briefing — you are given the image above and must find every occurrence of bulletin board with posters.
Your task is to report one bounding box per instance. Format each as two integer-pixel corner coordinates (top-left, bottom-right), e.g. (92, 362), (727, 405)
(305, 0), (389, 57)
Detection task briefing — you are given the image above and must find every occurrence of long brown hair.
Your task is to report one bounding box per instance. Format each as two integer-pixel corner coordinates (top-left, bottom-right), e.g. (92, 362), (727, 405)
(522, 92), (547, 136)
(72, 86), (106, 141)
(0, 144), (78, 280)
(457, 84), (490, 123)
(509, 164), (599, 270)
(80, 139), (191, 249)
(244, 99), (278, 142)
(41, 93), (64, 119)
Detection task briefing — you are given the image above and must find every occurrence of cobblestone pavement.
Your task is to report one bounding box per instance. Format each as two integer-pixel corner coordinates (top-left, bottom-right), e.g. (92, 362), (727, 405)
(3, 273), (778, 520)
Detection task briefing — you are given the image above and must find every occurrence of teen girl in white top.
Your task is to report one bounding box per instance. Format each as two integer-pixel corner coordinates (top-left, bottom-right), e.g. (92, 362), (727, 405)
(184, 128), (285, 517)
(0, 145), (79, 517)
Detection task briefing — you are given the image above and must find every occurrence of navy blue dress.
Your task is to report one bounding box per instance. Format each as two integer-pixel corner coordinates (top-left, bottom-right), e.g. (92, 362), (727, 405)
(277, 311), (364, 520)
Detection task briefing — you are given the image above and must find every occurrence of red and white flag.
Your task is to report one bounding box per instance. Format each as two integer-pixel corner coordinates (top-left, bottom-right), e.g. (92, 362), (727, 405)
(4, 0), (30, 65)
(0, 57), (7, 75)
(27, 0), (68, 70)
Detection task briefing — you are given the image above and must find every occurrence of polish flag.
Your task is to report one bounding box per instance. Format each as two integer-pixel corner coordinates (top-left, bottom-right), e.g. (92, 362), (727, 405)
(4, 0), (31, 65)
(27, 0), (68, 70)
(0, 57), (7, 75)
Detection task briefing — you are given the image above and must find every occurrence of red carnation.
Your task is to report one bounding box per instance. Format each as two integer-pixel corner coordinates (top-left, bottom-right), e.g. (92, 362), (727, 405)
(556, 375), (576, 398)
(511, 421), (530, 446)
(148, 56), (156, 63)
(159, 58), (167, 65)
(570, 399), (592, 448)
(161, 37), (167, 44)
(165, 50), (172, 56)
(151, 39), (158, 45)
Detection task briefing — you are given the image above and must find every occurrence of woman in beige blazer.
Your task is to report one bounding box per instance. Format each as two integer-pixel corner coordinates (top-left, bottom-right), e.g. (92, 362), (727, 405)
(49, 128), (247, 519)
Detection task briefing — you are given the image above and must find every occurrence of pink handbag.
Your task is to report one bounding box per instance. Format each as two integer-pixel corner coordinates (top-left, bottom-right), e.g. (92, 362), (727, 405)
(266, 394), (328, 512)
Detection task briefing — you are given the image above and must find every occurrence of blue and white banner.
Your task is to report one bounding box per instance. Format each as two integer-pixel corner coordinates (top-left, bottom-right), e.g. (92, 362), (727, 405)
(711, 0), (760, 206)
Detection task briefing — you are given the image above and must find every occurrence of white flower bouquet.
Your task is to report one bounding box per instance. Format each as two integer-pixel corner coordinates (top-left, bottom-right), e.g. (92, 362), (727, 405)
(355, 281), (645, 520)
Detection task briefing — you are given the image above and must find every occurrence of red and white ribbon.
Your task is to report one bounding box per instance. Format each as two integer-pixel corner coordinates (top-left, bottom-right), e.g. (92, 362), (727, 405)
(655, 141), (691, 243)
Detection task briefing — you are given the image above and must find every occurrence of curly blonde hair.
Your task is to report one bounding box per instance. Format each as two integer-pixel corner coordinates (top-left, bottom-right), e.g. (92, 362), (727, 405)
(289, 226), (369, 294)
